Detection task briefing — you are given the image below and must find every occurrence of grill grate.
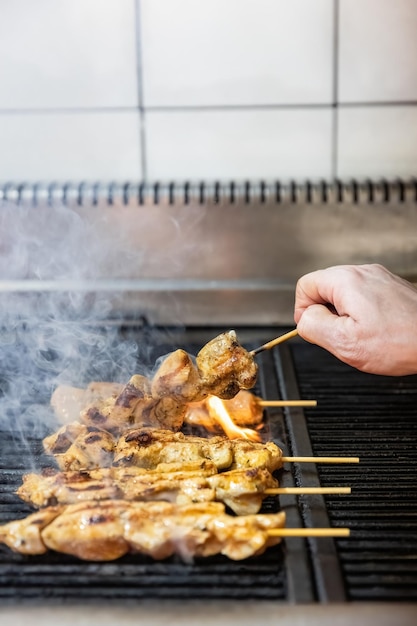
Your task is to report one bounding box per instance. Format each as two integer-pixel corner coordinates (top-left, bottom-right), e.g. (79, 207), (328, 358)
(2, 326), (417, 603)
(290, 341), (417, 602)
(0, 328), (292, 603)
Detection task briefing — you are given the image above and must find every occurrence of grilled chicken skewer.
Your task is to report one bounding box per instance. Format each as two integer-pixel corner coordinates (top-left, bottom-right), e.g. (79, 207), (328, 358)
(43, 426), (283, 473)
(51, 330), (258, 435)
(0, 501), (286, 561)
(52, 385), (266, 432)
(17, 465), (279, 516)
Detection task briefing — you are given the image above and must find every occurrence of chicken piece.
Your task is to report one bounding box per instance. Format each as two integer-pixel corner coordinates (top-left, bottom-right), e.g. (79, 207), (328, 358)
(44, 425), (283, 474)
(17, 467), (122, 507)
(231, 439), (283, 472)
(42, 500), (130, 561)
(185, 390), (264, 431)
(140, 396), (187, 432)
(79, 375), (154, 433)
(16, 464), (276, 515)
(151, 350), (205, 403)
(113, 428), (234, 471)
(151, 330), (258, 404)
(50, 330), (257, 438)
(124, 501), (285, 561)
(204, 506), (285, 561)
(50, 382), (124, 425)
(0, 507), (63, 555)
(113, 428), (282, 473)
(43, 421), (85, 454)
(0, 501), (286, 561)
(221, 390), (264, 426)
(125, 501), (223, 560)
(196, 330), (258, 399)
(43, 422), (115, 471)
(50, 385), (89, 425)
(78, 377), (186, 434)
(17, 462), (218, 509)
(117, 467), (216, 506)
(206, 467), (278, 515)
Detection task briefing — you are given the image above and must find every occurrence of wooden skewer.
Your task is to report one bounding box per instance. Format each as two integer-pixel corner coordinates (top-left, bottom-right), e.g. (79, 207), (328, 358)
(268, 528), (350, 538)
(258, 400), (317, 407)
(250, 328), (299, 356)
(282, 456), (360, 464)
(265, 486), (351, 495)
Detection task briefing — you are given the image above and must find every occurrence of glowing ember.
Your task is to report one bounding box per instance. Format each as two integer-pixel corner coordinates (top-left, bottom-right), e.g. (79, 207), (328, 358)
(206, 396), (261, 442)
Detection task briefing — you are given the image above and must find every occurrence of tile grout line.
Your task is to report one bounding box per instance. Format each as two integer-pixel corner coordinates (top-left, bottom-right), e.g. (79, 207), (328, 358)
(331, 0), (339, 180)
(0, 103), (416, 116)
(134, 0), (147, 181)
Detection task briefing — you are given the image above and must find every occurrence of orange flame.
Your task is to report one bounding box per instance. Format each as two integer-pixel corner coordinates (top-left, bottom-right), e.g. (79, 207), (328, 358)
(206, 396), (261, 442)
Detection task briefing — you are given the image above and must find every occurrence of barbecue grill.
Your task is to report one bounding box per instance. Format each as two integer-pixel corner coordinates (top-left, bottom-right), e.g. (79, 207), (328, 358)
(0, 180), (416, 624)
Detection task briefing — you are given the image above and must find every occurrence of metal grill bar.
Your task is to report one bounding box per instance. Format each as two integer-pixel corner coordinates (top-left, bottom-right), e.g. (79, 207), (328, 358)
(273, 341), (347, 603)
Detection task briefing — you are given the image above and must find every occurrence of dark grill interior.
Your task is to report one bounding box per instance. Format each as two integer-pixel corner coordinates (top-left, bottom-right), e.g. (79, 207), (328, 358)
(1, 325), (417, 603)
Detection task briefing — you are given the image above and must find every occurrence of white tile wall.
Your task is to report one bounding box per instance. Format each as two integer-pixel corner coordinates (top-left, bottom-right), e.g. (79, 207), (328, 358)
(339, 0), (417, 103)
(141, 0), (333, 107)
(338, 106), (417, 180)
(146, 108), (333, 181)
(0, 112), (142, 181)
(0, 0), (138, 109)
(0, 0), (416, 182)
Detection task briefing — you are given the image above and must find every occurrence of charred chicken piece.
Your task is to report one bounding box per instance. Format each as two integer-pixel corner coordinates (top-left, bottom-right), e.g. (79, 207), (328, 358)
(151, 330), (258, 403)
(151, 350), (205, 403)
(43, 426), (283, 474)
(230, 439), (283, 473)
(113, 428), (234, 471)
(0, 501), (286, 561)
(79, 375), (155, 433)
(113, 428), (282, 473)
(52, 381), (186, 435)
(43, 422), (115, 471)
(80, 393), (187, 435)
(195, 330), (258, 399)
(143, 396), (187, 432)
(50, 331), (257, 435)
(17, 465), (277, 516)
(17, 461), (218, 508)
(18, 467), (122, 507)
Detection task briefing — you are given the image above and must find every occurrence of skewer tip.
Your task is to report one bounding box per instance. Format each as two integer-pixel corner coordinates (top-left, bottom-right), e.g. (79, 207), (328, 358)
(251, 329), (299, 356)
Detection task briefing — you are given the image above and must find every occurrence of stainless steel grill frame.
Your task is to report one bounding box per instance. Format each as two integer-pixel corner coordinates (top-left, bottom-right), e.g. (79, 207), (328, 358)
(1, 178), (417, 612)
(1, 178), (417, 326)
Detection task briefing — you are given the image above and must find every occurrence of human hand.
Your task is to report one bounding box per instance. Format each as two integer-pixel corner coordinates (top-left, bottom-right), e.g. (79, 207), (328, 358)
(294, 264), (417, 376)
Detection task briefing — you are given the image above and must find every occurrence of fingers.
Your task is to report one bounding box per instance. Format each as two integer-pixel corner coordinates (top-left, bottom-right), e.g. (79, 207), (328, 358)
(296, 304), (366, 371)
(294, 268), (341, 324)
(293, 264), (417, 376)
(296, 304), (342, 352)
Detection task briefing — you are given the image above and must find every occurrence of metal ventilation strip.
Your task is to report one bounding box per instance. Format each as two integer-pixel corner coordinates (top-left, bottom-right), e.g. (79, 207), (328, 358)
(0, 179), (416, 206)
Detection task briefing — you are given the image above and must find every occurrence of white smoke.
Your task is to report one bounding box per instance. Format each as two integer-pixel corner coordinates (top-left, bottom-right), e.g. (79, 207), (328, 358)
(0, 201), (143, 445)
